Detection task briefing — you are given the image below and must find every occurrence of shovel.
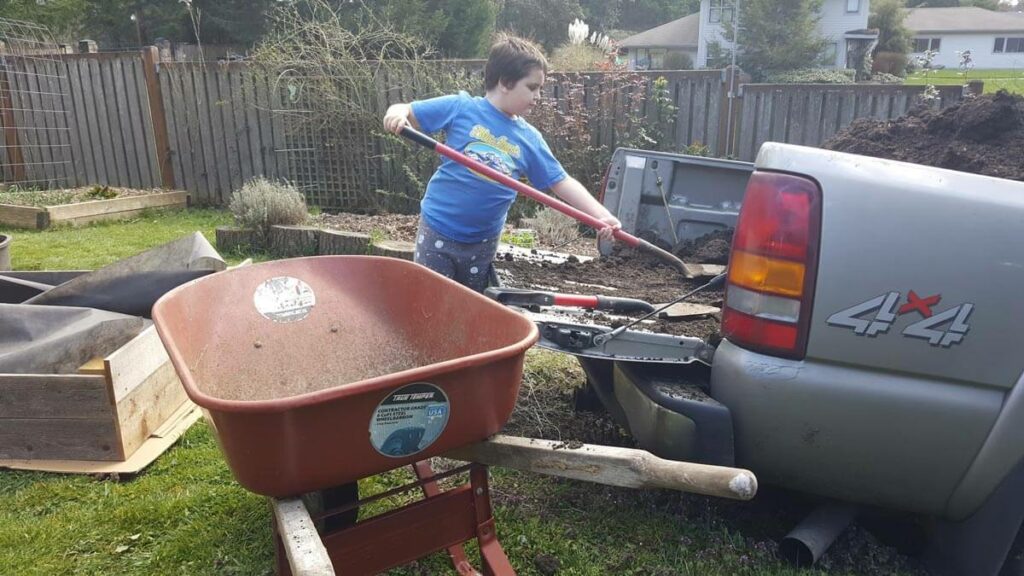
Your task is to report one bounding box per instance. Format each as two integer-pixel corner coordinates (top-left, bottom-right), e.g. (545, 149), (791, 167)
(398, 127), (699, 278)
(484, 287), (655, 313)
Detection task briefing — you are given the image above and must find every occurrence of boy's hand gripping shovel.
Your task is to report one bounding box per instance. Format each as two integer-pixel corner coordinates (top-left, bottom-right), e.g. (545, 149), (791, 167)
(398, 126), (700, 279)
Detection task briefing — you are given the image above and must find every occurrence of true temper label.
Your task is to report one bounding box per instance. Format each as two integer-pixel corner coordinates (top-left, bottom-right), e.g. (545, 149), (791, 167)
(369, 383), (450, 458)
(253, 276), (316, 323)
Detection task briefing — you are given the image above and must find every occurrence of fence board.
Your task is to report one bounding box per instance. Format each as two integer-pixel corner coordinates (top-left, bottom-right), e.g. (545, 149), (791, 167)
(190, 65), (217, 200)
(242, 68), (264, 182)
(63, 59), (90, 186)
(131, 56), (160, 188)
(229, 66), (253, 186)
(217, 65), (241, 196)
(112, 58), (140, 187)
(159, 62), (186, 193)
(204, 66), (230, 202)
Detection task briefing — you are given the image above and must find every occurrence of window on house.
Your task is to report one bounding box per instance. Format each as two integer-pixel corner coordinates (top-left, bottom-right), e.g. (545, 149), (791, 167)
(912, 38), (941, 53)
(709, 0), (734, 24)
(995, 37), (1024, 53)
(846, 0), (860, 12)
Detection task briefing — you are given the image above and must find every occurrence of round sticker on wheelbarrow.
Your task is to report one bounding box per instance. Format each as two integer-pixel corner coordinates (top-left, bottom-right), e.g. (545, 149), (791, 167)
(369, 383), (450, 458)
(253, 276), (316, 323)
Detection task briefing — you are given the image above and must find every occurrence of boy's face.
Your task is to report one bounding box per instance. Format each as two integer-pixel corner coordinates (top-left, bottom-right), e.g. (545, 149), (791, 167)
(500, 67), (545, 117)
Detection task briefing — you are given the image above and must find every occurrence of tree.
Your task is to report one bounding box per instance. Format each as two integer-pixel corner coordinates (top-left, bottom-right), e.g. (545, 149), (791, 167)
(335, 0), (495, 57)
(0, 0), (88, 42)
(434, 0), (497, 57)
(871, 0), (912, 55)
(496, 0), (583, 52)
(727, 0), (829, 80)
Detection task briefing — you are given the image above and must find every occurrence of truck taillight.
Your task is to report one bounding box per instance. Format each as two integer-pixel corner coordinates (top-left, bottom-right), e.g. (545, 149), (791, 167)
(722, 172), (821, 359)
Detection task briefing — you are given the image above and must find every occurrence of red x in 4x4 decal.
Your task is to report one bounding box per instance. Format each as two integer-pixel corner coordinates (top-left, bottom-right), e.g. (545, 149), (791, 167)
(898, 290), (942, 318)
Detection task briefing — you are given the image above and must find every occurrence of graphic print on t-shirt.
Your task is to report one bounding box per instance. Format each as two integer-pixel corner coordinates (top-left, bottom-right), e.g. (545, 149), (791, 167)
(464, 125), (520, 183)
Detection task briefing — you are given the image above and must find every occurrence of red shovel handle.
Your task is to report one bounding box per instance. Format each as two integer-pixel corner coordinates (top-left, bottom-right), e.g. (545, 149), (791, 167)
(398, 126), (697, 278)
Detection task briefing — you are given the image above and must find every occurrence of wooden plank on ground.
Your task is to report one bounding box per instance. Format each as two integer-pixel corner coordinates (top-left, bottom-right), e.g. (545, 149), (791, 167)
(0, 374), (111, 419)
(0, 418), (122, 461)
(657, 302), (721, 320)
(114, 361), (187, 459)
(271, 498), (336, 576)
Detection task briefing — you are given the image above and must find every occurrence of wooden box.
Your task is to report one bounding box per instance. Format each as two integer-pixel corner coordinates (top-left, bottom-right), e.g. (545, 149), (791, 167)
(0, 191), (189, 230)
(0, 325), (188, 462)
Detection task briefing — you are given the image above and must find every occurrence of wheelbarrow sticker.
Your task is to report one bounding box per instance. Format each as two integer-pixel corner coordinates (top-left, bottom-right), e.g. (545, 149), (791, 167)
(253, 276), (316, 323)
(370, 383), (450, 458)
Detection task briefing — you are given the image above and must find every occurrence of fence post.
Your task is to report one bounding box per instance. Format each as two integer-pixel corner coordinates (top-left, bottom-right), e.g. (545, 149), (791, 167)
(716, 67), (748, 159)
(140, 46), (175, 189)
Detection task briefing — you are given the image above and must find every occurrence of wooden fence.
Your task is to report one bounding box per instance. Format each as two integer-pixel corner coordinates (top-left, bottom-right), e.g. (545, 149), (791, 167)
(0, 48), (982, 209)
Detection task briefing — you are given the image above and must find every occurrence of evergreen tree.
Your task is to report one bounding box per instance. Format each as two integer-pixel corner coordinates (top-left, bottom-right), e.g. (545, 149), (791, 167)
(726, 0), (829, 80)
(871, 0), (912, 55)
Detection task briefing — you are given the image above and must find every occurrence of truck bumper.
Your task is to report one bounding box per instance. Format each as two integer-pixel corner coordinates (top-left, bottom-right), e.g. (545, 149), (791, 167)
(577, 357), (735, 467)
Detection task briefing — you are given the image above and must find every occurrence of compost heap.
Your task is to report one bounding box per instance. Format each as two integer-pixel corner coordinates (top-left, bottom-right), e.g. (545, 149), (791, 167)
(494, 230), (733, 341)
(824, 90), (1024, 181)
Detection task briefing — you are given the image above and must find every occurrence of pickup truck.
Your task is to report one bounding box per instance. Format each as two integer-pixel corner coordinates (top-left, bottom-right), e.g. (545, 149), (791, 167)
(533, 144), (1024, 575)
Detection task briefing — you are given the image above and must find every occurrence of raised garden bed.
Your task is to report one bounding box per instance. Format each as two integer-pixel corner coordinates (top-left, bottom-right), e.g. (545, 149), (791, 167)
(0, 188), (189, 230)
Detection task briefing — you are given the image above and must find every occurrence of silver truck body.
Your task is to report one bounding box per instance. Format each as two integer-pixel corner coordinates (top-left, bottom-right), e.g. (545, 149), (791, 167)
(712, 144), (1024, 521)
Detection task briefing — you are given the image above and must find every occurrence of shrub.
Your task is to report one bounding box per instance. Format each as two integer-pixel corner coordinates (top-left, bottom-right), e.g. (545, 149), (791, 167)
(869, 73), (904, 85)
(550, 44), (611, 72)
(522, 206), (578, 245)
(765, 68), (855, 84)
(872, 51), (909, 77)
(661, 51), (693, 70)
(228, 177), (309, 237)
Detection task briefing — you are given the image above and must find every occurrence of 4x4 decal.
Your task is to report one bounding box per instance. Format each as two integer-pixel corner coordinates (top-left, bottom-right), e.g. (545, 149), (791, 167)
(827, 291), (973, 347)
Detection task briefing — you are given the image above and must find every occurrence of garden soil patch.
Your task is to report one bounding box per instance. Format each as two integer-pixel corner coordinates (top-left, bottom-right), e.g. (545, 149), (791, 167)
(825, 90), (1024, 181)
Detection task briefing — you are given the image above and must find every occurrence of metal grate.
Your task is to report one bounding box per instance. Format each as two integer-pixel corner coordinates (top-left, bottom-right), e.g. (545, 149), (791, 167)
(0, 17), (72, 190)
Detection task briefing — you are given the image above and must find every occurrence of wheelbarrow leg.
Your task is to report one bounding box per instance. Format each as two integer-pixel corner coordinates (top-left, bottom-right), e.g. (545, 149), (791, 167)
(470, 464), (515, 576)
(413, 460), (478, 576)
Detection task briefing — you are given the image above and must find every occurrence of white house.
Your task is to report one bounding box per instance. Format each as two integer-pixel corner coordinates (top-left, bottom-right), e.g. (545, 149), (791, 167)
(619, 13), (700, 69)
(906, 7), (1024, 69)
(620, 0), (874, 70)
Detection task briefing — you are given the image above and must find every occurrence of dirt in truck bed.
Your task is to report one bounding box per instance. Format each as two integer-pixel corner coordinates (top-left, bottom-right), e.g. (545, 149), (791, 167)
(824, 90), (1024, 182)
(494, 231), (733, 342)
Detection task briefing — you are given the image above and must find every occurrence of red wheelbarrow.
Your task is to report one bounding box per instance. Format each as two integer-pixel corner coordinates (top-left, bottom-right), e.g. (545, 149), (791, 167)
(153, 256), (757, 576)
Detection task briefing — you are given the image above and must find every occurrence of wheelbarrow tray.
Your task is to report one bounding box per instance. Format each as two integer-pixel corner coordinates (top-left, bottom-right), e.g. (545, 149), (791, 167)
(152, 256), (538, 497)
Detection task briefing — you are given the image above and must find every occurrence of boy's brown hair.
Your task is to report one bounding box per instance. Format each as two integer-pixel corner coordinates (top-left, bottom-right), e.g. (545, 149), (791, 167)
(484, 34), (548, 91)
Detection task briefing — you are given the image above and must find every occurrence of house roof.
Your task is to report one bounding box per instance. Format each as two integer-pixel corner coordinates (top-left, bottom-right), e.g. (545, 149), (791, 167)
(619, 13), (700, 49)
(905, 7), (1024, 34)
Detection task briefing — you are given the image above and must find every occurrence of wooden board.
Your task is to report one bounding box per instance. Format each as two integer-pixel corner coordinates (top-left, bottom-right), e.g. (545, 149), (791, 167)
(114, 360), (188, 459)
(271, 498), (336, 576)
(0, 374), (111, 419)
(0, 204), (45, 229)
(0, 401), (201, 474)
(104, 324), (173, 403)
(0, 417), (122, 461)
(45, 191), (188, 226)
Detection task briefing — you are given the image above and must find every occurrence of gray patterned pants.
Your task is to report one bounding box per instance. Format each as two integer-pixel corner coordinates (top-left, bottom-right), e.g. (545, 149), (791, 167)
(414, 219), (498, 293)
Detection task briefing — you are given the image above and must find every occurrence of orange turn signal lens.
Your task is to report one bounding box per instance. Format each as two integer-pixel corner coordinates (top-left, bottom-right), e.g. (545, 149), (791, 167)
(728, 250), (805, 298)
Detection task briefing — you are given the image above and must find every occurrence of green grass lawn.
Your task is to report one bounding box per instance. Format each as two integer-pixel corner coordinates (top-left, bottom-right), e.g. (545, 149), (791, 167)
(904, 68), (1024, 95)
(0, 209), (913, 575)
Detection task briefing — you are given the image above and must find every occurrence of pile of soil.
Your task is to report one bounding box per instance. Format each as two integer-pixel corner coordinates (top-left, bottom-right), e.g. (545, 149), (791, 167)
(824, 90), (1024, 181)
(494, 231), (731, 341)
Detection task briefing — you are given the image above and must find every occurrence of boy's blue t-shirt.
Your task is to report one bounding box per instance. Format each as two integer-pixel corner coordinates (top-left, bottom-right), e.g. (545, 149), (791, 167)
(410, 91), (567, 243)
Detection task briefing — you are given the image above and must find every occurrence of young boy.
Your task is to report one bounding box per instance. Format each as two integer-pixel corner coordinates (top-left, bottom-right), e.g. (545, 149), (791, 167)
(382, 34), (620, 292)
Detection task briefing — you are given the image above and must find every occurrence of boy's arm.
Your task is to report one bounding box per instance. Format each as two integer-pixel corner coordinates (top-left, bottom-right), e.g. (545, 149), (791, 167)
(550, 176), (621, 241)
(382, 103), (421, 134)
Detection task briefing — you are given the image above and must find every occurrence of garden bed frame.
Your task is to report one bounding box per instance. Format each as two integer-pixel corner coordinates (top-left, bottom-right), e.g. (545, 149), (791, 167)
(0, 191), (189, 230)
